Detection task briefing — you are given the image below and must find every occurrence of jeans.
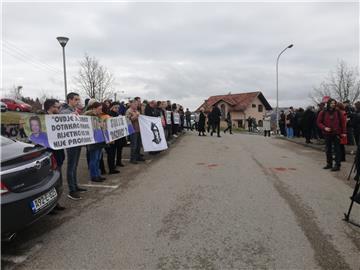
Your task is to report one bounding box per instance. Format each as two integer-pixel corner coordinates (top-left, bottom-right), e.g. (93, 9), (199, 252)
(325, 135), (341, 167)
(186, 119), (192, 130)
(89, 148), (102, 178)
(286, 127), (294, 138)
(130, 132), (142, 161)
(66, 146), (82, 193)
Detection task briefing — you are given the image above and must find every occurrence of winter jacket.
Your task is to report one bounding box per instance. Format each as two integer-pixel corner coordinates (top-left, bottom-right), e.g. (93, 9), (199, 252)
(211, 107), (222, 123)
(317, 109), (346, 136)
(59, 103), (76, 114)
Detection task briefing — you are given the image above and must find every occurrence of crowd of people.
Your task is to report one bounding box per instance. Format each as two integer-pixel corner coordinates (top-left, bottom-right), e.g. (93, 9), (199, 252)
(40, 92), (192, 212)
(193, 105), (232, 137)
(279, 98), (360, 173)
(8, 93), (360, 209)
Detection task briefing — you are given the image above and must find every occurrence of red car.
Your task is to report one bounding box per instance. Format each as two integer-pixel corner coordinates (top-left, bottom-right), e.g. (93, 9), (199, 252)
(1, 98), (32, 112)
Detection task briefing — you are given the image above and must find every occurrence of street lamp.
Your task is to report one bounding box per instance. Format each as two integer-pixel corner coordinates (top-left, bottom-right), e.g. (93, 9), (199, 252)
(56, 36), (69, 100)
(276, 43), (293, 134)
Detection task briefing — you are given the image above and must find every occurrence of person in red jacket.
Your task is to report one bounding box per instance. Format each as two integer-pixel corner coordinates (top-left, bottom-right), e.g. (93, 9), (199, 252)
(317, 98), (347, 171)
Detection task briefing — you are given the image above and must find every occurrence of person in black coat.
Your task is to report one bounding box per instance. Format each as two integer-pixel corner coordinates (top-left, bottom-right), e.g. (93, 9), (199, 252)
(110, 102), (127, 167)
(207, 111), (213, 133)
(351, 101), (360, 146)
(210, 105), (221, 137)
(302, 106), (316, 144)
(44, 98), (67, 212)
(198, 108), (206, 136)
(223, 112), (233, 134)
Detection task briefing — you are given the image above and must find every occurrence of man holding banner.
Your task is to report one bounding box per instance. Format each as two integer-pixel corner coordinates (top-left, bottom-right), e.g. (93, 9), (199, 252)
(126, 100), (144, 164)
(59, 92), (86, 201)
(44, 98), (66, 212)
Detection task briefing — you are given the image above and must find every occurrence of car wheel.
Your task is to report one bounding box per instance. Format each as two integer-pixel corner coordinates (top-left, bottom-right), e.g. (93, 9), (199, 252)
(15, 107), (21, 112)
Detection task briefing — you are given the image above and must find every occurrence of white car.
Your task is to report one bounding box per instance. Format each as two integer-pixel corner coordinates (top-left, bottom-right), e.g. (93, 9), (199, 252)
(1, 101), (8, 112)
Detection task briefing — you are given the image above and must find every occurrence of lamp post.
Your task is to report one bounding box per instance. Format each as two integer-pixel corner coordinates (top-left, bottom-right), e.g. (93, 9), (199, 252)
(56, 36), (69, 100)
(276, 43), (293, 134)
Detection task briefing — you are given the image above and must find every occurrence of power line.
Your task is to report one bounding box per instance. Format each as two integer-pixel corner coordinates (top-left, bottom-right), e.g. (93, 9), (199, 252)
(3, 39), (62, 72)
(3, 47), (63, 79)
(2, 39), (63, 73)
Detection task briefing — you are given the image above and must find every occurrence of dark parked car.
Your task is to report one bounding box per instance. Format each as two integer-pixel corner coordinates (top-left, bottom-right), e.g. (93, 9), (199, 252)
(1, 136), (62, 240)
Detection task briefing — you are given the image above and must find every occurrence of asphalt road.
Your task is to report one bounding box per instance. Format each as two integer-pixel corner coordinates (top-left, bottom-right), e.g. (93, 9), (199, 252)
(2, 132), (360, 269)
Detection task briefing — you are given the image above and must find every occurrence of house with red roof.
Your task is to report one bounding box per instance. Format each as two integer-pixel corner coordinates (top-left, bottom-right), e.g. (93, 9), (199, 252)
(196, 91), (272, 129)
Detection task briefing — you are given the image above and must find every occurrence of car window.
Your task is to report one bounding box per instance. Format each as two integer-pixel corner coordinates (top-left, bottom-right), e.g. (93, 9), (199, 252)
(15, 100), (25, 104)
(1, 136), (14, 147)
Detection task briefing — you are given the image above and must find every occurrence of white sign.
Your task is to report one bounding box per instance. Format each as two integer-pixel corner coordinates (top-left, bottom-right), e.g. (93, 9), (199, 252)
(139, 115), (168, 152)
(45, 114), (95, 149)
(173, 112), (180, 124)
(166, 111), (172, 125)
(105, 116), (129, 143)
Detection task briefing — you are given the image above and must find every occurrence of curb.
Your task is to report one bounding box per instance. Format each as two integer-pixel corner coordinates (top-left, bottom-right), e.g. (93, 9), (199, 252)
(275, 136), (356, 155)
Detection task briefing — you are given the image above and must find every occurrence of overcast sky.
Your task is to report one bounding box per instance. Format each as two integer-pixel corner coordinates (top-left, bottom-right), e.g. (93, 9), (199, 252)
(2, 2), (359, 110)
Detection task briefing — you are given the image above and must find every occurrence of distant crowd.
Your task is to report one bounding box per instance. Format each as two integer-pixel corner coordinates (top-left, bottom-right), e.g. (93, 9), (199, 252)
(279, 98), (360, 172)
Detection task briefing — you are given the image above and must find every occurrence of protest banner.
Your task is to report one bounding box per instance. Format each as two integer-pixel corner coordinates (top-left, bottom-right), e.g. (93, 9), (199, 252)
(104, 115), (129, 143)
(21, 113), (135, 150)
(23, 114), (50, 148)
(138, 115), (168, 152)
(166, 111), (172, 125)
(173, 112), (180, 125)
(45, 114), (97, 149)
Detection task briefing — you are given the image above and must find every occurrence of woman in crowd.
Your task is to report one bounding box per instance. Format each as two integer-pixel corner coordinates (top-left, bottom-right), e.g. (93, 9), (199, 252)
(126, 100), (144, 164)
(198, 108), (206, 136)
(172, 103), (179, 137)
(110, 102), (127, 167)
(84, 102), (106, 182)
(302, 106), (316, 144)
(99, 102), (120, 175)
(286, 107), (295, 138)
(224, 111), (233, 134)
(179, 106), (185, 132)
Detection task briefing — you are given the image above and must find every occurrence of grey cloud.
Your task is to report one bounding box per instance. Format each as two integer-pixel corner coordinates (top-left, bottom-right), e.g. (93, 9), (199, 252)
(3, 2), (358, 110)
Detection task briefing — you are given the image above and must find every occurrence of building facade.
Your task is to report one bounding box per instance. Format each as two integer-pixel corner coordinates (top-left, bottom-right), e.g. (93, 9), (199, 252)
(196, 92), (272, 129)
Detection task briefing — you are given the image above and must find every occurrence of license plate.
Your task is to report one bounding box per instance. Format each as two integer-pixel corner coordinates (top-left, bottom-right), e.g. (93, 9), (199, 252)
(30, 188), (58, 213)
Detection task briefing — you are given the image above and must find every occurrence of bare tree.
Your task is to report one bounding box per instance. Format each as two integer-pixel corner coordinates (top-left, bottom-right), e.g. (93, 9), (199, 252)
(74, 54), (115, 101)
(310, 60), (360, 104)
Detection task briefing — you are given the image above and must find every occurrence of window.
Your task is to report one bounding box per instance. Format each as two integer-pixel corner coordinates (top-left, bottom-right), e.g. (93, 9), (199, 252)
(252, 104), (256, 108)
(258, 105), (263, 112)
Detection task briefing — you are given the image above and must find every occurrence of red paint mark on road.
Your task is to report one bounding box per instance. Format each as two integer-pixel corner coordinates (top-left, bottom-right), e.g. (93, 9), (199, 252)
(273, 167), (287, 172)
(207, 164), (219, 168)
(270, 167), (297, 172)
